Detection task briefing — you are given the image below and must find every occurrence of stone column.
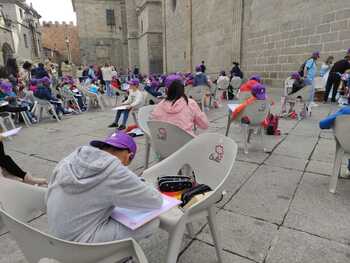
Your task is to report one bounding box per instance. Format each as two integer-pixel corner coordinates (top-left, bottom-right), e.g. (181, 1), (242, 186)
(124, 0), (140, 70)
(231, 0), (244, 65)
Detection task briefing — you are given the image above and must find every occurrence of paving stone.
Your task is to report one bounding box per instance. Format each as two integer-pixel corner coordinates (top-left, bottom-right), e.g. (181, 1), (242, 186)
(219, 161), (259, 207)
(197, 209), (278, 263)
(264, 154), (308, 171)
(310, 138), (335, 163)
(225, 165), (303, 224)
(0, 235), (26, 263)
(237, 149), (269, 164)
(289, 121), (321, 137)
(179, 240), (254, 263)
(306, 160), (348, 176)
(266, 227), (350, 263)
(274, 134), (318, 159)
(284, 173), (350, 244)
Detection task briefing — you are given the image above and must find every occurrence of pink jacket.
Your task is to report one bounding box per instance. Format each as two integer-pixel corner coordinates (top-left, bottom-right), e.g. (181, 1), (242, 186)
(150, 98), (209, 136)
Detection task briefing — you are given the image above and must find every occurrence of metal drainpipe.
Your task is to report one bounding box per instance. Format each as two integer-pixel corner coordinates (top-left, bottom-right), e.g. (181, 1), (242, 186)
(239, 0), (244, 66)
(189, 0), (193, 72)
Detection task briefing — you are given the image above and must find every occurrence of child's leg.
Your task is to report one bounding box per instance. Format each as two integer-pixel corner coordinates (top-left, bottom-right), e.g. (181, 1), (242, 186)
(121, 110), (130, 126)
(114, 110), (123, 124)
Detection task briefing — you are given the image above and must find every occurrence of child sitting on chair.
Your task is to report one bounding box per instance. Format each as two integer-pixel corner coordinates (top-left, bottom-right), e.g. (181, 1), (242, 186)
(232, 83), (267, 122)
(108, 79), (144, 130)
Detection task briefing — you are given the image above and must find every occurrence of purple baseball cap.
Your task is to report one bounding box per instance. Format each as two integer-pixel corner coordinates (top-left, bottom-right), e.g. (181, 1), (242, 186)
(0, 81), (13, 93)
(128, 79), (140, 86)
(164, 74), (183, 88)
(347, 48), (350, 54)
(195, 64), (202, 72)
(291, 72), (301, 80)
(90, 132), (137, 160)
(30, 78), (38, 85)
(312, 51), (320, 58)
(251, 83), (266, 100)
(249, 74), (262, 82)
(39, 76), (51, 85)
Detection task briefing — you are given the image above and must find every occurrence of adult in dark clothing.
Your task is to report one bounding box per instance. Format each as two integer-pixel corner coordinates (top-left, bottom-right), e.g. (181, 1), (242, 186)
(324, 56), (350, 102)
(200, 61), (206, 73)
(230, 62), (243, 79)
(31, 63), (49, 79)
(5, 58), (19, 87)
(0, 136), (47, 185)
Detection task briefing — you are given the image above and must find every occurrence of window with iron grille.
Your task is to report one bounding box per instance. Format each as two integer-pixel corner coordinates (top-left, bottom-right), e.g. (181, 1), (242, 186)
(106, 9), (115, 26)
(23, 34), (28, 48)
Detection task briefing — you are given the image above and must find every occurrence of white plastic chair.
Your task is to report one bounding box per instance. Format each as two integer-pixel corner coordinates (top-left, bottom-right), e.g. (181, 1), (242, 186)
(0, 178), (148, 263)
(147, 120), (194, 161)
(226, 100), (269, 154)
(0, 177), (46, 234)
(142, 133), (238, 263)
(0, 112), (16, 133)
(217, 77), (230, 100)
(33, 98), (60, 123)
(186, 85), (211, 111)
(137, 105), (156, 169)
(329, 115), (350, 194)
(60, 87), (82, 113)
(230, 77), (243, 99)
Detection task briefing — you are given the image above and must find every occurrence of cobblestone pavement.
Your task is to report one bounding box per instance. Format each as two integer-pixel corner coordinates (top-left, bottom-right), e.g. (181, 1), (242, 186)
(1, 93), (350, 263)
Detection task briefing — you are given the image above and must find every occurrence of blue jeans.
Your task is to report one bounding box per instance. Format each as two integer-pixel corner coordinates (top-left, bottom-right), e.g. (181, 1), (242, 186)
(115, 109), (130, 126)
(105, 81), (112, 97)
(304, 78), (315, 103)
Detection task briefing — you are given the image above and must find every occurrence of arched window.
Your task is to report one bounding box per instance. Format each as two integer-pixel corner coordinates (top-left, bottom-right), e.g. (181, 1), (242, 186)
(171, 0), (177, 12)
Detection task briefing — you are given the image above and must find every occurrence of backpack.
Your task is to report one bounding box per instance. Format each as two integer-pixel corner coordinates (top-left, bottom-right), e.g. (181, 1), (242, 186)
(298, 61), (307, 77)
(265, 114), (280, 135)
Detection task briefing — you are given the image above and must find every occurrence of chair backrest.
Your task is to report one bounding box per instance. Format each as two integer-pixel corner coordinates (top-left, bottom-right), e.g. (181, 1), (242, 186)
(284, 77), (295, 96)
(230, 77), (242, 90)
(137, 105), (155, 137)
(217, 77), (230, 90)
(334, 115), (350, 153)
(147, 120), (194, 160)
(0, 208), (148, 263)
(0, 177), (46, 233)
(143, 133), (238, 216)
(239, 100), (269, 126)
(288, 85), (311, 101)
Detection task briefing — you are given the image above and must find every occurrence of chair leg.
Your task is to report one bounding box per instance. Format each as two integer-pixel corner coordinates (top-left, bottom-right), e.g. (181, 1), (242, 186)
(225, 114), (232, 137)
(0, 118), (8, 132)
(144, 140), (151, 169)
(259, 127), (266, 152)
(208, 207), (224, 263)
(50, 105), (60, 122)
(242, 124), (249, 154)
(20, 112), (31, 127)
(165, 221), (187, 263)
(329, 141), (344, 194)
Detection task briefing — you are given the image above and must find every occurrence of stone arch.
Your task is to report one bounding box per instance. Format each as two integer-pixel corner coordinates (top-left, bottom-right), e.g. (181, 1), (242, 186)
(2, 43), (13, 66)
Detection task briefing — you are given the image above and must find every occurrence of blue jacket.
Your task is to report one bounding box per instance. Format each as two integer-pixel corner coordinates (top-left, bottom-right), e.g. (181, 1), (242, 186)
(193, 73), (209, 87)
(34, 85), (55, 101)
(319, 107), (350, 129)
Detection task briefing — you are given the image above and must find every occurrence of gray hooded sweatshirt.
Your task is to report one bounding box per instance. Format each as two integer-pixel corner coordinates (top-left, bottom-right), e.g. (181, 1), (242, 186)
(46, 145), (162, 243)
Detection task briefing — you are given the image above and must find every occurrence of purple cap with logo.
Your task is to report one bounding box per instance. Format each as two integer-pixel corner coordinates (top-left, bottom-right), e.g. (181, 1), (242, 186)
(195, 64), (202, 72)
(39, 76), (51, 85)
(128, 79), (140, 86)
(291, 72), (301, 80)
(312, 51), (320, 58)
(251, 83), (266, 100)
(249, 74), (261, 82)
(90, 132), (137, 160)
(0, 81), (13, 93)
(164, 74), (183, 88)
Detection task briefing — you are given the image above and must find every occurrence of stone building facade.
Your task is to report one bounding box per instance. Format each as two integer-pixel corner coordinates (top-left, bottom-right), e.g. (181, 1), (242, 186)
(72, 0), (163, 74)
(0, 0), (42, 65)
(41, 21), (81, 65)
(163, 0), (350, 87)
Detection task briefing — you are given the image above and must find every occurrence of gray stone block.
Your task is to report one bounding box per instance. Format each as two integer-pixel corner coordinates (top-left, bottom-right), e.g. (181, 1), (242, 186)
(264, 154), (308, 171)
(225, 165), (303, 224)
(197, 209), (278, 263)
(274, 135), (318, 160)
(284, 173), (350, 244)
(266, 227), (350, 263)
(317, 24), (331, 34)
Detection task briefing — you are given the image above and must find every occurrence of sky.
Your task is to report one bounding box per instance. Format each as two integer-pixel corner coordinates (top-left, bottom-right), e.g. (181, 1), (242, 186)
(27, 0), (76, 24)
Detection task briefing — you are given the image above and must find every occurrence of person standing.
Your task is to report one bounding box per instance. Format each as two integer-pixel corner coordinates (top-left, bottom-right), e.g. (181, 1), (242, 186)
(324, 55), (350, 103)
(320, 56), (334, 89)
(101, 63), (113, 97)
(200, 61), (206, 73)
(304, 51), (320, 107)
(230, 62), (243, 79)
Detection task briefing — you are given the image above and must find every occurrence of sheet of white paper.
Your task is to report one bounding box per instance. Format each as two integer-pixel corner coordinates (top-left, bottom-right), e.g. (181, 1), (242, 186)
(112, 105), (128, 111)
(228, 104), (240, 112)
(1, 127), (22, 138)
(0, 101), (9, 107)
(111, 194), (181, 230)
